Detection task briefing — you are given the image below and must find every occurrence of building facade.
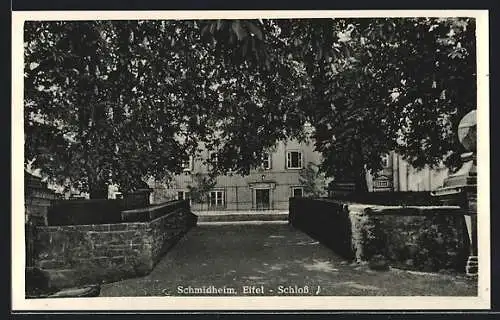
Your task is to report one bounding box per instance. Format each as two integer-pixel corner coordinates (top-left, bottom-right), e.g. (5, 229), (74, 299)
(366, 151), (450, 192)
(149, 137), (323, 211)
(149, 136), (450, 211)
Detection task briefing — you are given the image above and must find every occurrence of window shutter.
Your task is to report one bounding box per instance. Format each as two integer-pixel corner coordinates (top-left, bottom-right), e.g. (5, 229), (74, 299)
(286, 152), (290, 169)
(300, 152), (303, 168)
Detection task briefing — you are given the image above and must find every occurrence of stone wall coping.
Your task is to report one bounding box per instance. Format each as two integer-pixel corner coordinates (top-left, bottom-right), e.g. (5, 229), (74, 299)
(37, 221), (145, 232)
(146, 207), (187, 224)
(293, 198), (465, 215)
(121, 200), (185, 214)
(37, 206), (188, 232)
(346, 203), (464, 216)
(346, 203), (461, 209)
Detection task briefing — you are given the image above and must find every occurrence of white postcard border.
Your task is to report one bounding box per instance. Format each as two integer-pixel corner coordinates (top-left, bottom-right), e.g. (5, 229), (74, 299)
(11, 9), (490, 311)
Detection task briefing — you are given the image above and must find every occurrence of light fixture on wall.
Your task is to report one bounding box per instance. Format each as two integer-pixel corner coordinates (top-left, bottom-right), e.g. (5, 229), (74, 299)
(261, 174), (265, 181)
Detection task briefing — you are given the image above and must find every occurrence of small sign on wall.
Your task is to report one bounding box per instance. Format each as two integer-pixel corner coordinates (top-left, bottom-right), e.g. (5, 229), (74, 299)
(373, 176), (393, 191)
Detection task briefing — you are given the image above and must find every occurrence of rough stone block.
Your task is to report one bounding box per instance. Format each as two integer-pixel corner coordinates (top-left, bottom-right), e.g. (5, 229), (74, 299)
(290, 198), (469, 273)
(127, 222), (147, 230)
(43, 268), (80, 290)
(101, 247), (126, 257)
(25, 267), (52, 296)
(32, 206), (197, 288)
(92, 224), (111, 232)
(368, 254), (390, 271)
(127, 254), (154, 276)
(109, 223), (128, 231)
(38, 259), (68, 269)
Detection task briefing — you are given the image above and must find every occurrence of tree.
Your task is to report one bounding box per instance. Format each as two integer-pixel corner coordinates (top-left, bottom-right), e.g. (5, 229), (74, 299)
(25, 21), (196, 197)
(25, 18), (476, 196)
(186, 173), (217, 210)
(298, 162), (328, 197)
(204, 18), (476, 191)
(312, 18), (476, 191)
(274, 18), (475, 191)
(24, 20), (309, 197)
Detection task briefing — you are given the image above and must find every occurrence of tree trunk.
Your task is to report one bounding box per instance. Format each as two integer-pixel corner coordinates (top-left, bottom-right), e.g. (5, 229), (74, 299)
(353, 167), (368, 193)
(89, 180), (108, 199)
(352, 139), (368, 193)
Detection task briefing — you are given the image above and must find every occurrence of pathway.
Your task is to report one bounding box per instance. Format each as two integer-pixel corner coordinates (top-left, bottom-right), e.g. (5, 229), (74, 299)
(100, 223), (477, 296)
(194, 210), (288, 223)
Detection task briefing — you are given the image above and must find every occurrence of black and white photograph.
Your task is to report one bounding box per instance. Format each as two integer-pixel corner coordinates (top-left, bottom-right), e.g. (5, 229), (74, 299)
(12, 10), (490, 311)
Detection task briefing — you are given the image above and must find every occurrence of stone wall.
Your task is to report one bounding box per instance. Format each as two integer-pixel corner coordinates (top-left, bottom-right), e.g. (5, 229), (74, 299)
(149, 208), (197, 265)
(25, 171), (60, 225)
(348, 204), (470, 272)
(34, 205), (197, 290)
(289, 198), (470, 273)
(289, 198), (354, 261)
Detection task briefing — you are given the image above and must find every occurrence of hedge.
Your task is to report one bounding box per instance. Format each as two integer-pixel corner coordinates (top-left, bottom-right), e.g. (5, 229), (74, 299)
(46, 199), (188, 226)
(47, 199), (126, 225)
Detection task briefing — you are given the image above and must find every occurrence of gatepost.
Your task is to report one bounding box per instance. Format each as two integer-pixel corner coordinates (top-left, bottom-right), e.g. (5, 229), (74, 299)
(431, 110), (477, 276)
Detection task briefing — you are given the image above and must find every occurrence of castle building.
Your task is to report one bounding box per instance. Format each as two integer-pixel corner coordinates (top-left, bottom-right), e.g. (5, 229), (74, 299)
(149, 134), (449, 211)
(26, 131), (449, 211)
(149, 135), (323, 211)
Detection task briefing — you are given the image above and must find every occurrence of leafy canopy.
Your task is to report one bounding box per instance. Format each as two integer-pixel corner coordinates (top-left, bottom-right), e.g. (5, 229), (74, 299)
(24, 18), (475, 195)
(24, 20), (308, 195)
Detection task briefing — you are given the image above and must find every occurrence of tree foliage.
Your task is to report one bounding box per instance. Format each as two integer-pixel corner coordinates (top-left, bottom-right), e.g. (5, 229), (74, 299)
(324, 19), (473, 189)
(24, 18), (476, 196)
(298, 162), (328, 197)
(186, 173), (216, 205)
(24, 20), (308, 196)
(208, 17), (476, 190)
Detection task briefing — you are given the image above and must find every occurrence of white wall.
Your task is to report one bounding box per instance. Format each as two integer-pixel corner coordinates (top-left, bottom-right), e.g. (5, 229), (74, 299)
(367, 153), (449, 192)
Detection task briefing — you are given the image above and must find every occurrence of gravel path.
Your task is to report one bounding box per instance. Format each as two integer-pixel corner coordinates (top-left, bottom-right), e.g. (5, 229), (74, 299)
(100, 223), (477, 297)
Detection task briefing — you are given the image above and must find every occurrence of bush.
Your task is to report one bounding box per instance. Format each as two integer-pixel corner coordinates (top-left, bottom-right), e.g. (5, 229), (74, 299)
(47, 199), (191, 226)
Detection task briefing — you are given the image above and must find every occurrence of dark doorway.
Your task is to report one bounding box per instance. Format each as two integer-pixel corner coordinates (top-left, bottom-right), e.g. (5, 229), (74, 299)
(292, 187), (303, 198)
(255, 189), (271, 210)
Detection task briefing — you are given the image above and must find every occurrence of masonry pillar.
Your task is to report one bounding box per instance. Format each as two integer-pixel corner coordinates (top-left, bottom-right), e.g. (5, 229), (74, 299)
(431, 110), (477, 276)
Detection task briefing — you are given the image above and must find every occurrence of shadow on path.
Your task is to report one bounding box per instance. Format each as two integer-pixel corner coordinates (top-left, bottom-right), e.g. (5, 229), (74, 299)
(100, 223), (477, 296)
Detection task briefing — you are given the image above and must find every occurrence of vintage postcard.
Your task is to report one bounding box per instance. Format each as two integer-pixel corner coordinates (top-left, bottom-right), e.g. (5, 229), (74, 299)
(12, 9), (490, 311)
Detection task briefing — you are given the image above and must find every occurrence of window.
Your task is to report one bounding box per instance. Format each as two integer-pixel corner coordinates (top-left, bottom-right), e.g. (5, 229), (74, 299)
(286, 151), (303, 169)
(177, 191), (192, 205)
(292, 187), (303, 198)
(177, 191), (190, 200)
(209, 190), (225, 208)
(261, 153), (271, 170)
(381, 153), (390, 168)
(181, 156), (193, 172)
